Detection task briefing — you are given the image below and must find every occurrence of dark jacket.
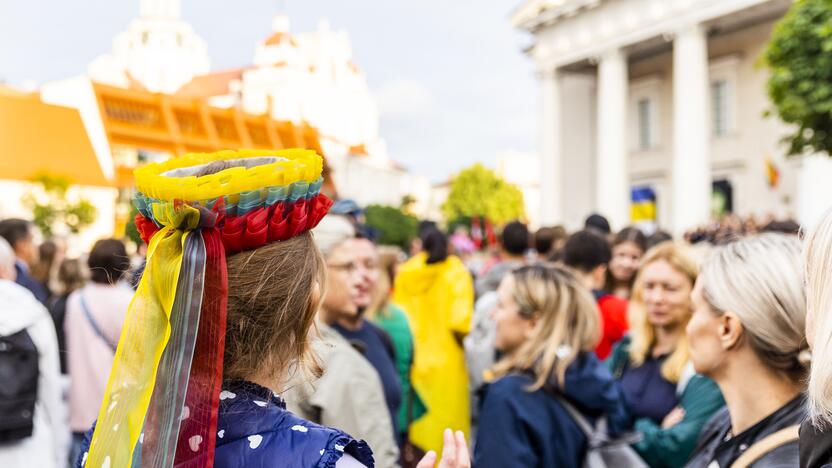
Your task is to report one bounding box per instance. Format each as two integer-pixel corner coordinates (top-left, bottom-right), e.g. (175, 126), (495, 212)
(473, 352), (631, 468)
(607, 335), (726, 468)
(687, 395), (804, 468)
(15, 261), (48, 305)
(799, 418), (832, 468)
(75, 380), (374, 467)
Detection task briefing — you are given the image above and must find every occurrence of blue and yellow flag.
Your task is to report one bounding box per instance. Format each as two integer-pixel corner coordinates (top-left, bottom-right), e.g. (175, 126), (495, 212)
(631, 186), (656, 223)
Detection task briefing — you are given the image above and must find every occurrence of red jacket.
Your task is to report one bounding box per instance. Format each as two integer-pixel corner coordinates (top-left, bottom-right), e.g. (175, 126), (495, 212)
(593, 292), (629, 359)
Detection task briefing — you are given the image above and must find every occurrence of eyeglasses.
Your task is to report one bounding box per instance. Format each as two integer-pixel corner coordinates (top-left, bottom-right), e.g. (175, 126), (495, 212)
(327, 261), (378, 275)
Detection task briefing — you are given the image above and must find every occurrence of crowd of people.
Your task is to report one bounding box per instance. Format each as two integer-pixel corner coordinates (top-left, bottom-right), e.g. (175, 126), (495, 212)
(2, 151), (832, 468)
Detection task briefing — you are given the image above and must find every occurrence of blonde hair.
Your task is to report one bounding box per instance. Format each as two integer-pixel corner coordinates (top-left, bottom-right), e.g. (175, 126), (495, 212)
(701, 234), (808, 384)
(804, 208), (832, 427)
(629, 242), (698, 383)
(490, 265), (600, 391)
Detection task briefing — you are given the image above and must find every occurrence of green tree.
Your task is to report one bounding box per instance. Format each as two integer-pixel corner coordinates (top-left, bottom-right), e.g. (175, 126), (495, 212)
(441, 163), (525, 224)
(764, 0), (832, 156)
(124, 203), (143, 247)
(21, 173), (97, 237)
(364, 204), (419, 250)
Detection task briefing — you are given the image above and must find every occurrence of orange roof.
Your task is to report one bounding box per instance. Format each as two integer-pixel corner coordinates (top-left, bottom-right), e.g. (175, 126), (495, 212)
(176, 68), (245, 99)
(0, 93), (109, 186)
(264, 32), (298, 47)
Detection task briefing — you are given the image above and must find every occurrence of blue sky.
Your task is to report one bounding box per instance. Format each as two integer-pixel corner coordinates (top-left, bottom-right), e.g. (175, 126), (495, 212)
(0, 0), (536, 182)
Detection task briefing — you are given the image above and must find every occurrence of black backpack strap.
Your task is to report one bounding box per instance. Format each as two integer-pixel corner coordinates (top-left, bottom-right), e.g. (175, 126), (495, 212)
(79, 291), (118, 353)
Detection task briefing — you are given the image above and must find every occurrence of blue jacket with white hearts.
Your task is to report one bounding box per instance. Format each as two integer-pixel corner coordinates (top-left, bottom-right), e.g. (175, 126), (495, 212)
(75, 380), (374, 468)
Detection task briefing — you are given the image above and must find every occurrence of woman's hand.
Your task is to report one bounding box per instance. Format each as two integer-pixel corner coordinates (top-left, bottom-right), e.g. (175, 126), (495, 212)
(416, 429), (470, 468)
(661, 407), (685, 429)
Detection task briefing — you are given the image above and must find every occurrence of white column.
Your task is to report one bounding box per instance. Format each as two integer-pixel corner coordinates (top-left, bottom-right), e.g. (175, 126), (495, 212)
(672, 24), (711, 235)
(798, 155), (832, 229)
(539, 67), (563, 225)
(596, 49), (630, 231)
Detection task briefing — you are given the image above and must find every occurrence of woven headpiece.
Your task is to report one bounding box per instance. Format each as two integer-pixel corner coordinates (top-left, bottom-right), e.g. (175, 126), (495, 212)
(85, 149), (333, 468)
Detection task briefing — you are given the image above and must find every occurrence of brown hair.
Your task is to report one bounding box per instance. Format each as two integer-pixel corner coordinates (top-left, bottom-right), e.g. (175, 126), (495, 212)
(222, 232), (326, 387)
(31, 240), (58, 286)
(57, 258), (85, 296)
(603, 226), (648, 295)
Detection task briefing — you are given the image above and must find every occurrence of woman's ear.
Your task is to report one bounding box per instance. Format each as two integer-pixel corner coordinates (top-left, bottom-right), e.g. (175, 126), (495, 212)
(720, 312), (744, 350)
(524, 313), (540, 339)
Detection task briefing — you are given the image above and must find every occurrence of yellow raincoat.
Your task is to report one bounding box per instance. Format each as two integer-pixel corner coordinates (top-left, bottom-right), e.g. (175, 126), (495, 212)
(393, 253), (473, 455)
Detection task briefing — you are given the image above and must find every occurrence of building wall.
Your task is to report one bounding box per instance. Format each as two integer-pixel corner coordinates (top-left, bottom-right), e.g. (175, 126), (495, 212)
(496, 151), (542, 229)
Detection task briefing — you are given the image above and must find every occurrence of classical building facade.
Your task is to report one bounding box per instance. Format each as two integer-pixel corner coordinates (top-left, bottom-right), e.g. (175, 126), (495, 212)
(513, 0), (832, 233)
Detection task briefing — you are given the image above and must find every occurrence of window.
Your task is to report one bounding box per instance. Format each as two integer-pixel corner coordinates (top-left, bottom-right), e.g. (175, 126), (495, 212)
(712, 79), (729, 137)
(629, 76), (662, 152)
(638, 98), (653, 150)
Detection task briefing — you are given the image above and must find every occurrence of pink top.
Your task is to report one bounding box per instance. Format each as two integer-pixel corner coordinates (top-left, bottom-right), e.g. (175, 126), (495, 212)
(65, 282), (132, 432)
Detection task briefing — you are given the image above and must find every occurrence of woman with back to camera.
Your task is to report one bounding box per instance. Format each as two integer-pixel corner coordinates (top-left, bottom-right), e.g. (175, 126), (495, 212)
(73, 150), (468, 468)
(394, 228), (474, 458)
(685, 234), (807, 467)
(607, 242), (725, 467)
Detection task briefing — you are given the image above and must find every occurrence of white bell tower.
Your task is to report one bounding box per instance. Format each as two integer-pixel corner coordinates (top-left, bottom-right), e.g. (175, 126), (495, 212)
(140, 0), (181, 19)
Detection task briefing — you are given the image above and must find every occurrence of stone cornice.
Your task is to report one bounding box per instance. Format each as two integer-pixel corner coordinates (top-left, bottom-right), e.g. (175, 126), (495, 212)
(512, 0), (603, 32)
(522, 0), (783, 69)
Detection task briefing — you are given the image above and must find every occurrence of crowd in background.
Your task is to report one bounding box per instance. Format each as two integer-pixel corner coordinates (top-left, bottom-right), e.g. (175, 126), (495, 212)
(1, 204), (831, 468)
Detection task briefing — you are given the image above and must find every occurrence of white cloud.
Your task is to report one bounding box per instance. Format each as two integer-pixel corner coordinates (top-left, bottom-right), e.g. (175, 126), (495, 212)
(373, 79), (435, 119)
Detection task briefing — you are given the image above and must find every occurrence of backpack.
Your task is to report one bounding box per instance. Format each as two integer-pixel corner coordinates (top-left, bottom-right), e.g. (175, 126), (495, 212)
(0, 329), (39, 442)
(554, 394), (649, 468)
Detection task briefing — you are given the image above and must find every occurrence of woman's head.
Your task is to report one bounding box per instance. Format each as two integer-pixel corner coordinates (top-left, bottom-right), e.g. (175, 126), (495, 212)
(31, 239), (60, 285)
(688, 234), (807, 386)
(606, 227), (647, 290)
(421, 228), (449, 264)
(317, 236), (379, 324)
(364, 246), (405, 320)
(57, 258), (85, 295)
(629, 241), (698, 382)
(223, 232), (326, 386)
(804, 208), (832, 426)
(490, 265), (600, 390)
(88, 239), (130, 285)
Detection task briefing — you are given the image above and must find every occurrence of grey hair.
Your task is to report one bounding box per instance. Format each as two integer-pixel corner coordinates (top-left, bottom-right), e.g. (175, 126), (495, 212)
(700, 233), (808, 383)
(312, 214), (356, 258)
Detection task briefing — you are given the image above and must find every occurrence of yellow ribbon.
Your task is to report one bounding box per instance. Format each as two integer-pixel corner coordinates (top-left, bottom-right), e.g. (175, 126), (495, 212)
(86, 206), (200, 468)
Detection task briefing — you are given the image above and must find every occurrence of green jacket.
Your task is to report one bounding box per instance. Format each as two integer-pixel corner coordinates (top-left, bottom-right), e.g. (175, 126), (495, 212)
(607, 336), (725, 468)
(371, 302), (426, 432)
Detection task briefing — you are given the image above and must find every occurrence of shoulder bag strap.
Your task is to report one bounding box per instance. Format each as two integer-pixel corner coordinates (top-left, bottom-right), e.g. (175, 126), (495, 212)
(79, 291), (118, 353)
(730, 425), (800, 468)
(552, 393), (597, 440)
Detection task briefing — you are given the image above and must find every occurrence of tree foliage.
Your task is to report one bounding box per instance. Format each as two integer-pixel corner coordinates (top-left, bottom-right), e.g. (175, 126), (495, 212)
(764, 0), (832, 156)
(364, 204), (419, 249)
(441, 163), (525, 224)
(124, 203), (143, 248)
(21, 173), (97, 238)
